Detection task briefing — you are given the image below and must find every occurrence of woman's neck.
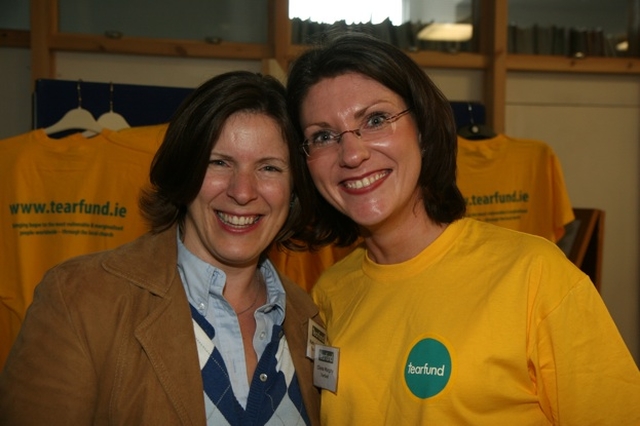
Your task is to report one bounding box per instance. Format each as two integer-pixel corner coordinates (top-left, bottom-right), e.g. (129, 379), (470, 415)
(363, 215), (447, 265)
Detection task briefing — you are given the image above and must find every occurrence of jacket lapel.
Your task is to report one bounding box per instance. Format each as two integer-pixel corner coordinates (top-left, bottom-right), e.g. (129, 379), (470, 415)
(281, 277), (322, 425)
(104, 227), (206, 426)
(134, 282), (205, 426)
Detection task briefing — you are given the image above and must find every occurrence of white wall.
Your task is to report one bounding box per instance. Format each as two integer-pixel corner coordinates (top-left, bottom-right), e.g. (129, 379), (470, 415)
(1, 48), (638, 364)
(0, 48), (32, 140)
(505, 72), (640, 363)
(54, 52), (262, 88)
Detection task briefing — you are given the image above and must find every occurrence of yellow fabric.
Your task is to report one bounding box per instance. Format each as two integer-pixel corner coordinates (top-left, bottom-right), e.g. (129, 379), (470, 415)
(110, 123), (167, 154)
(268, 242), (359, 293)
(312, 218), (640, 425)
(457, 134), (574, 242)
(0, 128), (164, 368)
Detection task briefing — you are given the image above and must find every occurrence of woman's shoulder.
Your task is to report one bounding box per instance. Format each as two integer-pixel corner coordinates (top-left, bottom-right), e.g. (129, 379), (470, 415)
(310, 244), (366, 297)
(457, 218), (588, 286)
(459, 218), (564, 253)
(39, 229), (176, 298)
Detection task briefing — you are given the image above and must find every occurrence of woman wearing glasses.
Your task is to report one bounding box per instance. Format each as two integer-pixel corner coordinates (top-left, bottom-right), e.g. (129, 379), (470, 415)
(287, 33), (640, 425)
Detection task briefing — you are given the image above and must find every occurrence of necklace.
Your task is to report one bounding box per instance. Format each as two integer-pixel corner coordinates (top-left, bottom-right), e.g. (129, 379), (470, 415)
(235, 271), (263, 316)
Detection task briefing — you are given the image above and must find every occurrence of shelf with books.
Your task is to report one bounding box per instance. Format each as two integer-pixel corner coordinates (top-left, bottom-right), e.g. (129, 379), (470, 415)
(289, 17), (477, 56)
(505, 0), (639, 73)
(287, 0), (484, 66)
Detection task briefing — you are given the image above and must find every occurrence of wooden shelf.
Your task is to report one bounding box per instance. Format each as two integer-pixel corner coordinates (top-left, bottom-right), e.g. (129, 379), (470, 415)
(49, 33), (271, 60)
(408, 51), (488, 70)
(287, 45), (487, 69)
(507, 54), (640, 74)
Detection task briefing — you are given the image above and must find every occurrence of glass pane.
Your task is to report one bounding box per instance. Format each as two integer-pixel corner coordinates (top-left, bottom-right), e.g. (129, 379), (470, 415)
(59, 0), (268, 44)
(0, 0), (30, 30)
(289, 0), (478, 53)
(508, 0), (630, 57)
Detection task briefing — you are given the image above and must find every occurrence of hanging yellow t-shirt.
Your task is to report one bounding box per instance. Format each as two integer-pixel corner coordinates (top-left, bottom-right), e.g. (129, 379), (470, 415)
(456, 134), (574, 242)
(109, 123), (168, 154)
(0, 128), (163, 368)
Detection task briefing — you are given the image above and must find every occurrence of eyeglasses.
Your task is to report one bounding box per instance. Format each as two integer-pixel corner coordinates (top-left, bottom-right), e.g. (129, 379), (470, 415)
(301, 109), (411, 158)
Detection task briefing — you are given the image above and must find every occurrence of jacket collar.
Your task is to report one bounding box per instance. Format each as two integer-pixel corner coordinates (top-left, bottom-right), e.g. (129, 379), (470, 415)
(101, 225), (180, 296)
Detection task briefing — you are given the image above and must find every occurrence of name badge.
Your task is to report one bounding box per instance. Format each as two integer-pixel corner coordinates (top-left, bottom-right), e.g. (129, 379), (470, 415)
(306, 318), (326, 359)
(313, 344), (339, 393)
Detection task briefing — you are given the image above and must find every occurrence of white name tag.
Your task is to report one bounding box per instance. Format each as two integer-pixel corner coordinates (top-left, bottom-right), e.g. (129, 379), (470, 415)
(313, 344), (339, 393)
(306, 318), (326, 359)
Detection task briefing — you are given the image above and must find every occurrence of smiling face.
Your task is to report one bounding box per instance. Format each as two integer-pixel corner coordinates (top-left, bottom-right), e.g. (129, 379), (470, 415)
(300, 72), (425, 234)
(182, 111), (292, 269)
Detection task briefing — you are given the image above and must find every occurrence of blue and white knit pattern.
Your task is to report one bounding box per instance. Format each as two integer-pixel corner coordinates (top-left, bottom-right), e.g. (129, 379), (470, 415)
(190, 304), (310, 426)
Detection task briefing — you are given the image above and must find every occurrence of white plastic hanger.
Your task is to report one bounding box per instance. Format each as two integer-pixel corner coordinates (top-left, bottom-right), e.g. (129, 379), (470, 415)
(97, 82), (131, 131)
(44, 80), (103, 135)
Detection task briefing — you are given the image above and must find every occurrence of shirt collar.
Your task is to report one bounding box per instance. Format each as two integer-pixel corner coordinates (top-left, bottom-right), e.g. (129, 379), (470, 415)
(176, 228), (286, 319)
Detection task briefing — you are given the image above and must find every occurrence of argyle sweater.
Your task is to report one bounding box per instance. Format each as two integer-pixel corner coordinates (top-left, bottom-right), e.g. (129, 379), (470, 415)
(190, 305), (310, 425)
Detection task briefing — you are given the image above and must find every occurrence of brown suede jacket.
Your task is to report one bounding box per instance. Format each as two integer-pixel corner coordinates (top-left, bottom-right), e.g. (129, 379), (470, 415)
(0, 226), (321, 425)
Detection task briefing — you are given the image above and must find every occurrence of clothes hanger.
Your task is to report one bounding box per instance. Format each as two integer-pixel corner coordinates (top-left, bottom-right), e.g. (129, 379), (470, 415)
(97, 82), (131, 130)
(44, 80), (103, 135)
(457, 102), (496, 140)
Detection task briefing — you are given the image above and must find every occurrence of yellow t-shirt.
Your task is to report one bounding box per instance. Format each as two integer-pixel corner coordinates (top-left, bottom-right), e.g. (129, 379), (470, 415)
(110, 123), (167, 154)
(312, 218), (640, 425)
(457, 134), (574, 242)
(0, 128), (161, 368)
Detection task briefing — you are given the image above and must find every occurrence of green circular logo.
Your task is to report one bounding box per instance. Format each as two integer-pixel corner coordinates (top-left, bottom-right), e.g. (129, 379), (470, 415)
(404, 338), (452, 399)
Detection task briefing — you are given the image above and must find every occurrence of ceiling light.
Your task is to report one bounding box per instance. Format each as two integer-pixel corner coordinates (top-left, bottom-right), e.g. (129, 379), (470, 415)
(417, 23), (473, 42)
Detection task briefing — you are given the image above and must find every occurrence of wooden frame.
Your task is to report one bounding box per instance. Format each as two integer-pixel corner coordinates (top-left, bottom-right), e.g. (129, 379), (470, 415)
(564, 208), (605, 291)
